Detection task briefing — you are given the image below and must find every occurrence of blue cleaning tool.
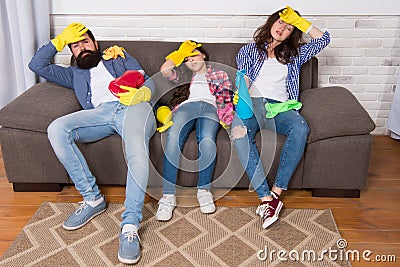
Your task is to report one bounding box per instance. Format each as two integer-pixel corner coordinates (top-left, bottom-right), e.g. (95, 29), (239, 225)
(235, 69), (253, 119)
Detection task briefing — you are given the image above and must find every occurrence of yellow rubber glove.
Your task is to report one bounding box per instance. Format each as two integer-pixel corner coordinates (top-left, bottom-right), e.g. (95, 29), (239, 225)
(117, 86), (151, 106)
(156, 106), (174, 133)
(103, 45), (126, 60)
(165, 40), (202, 67)
(51, 22), (88, 52)
(233, 90), (239, 105)
(220, 121), (230, 129)
(279, 6), (312, 33)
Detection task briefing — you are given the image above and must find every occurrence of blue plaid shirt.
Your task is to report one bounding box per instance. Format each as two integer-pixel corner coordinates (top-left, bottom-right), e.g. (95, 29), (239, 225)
(236, 31), (330, 101)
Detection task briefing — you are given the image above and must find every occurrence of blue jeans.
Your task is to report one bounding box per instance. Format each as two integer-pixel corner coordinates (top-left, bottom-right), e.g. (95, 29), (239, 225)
(231, 97), (309, 198)
(162, 101), (220, 194)
(47, 101), (156, 227)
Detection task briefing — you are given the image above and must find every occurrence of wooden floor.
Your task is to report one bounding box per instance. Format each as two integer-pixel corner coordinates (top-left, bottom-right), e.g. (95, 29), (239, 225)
(0, 135), (399, 266)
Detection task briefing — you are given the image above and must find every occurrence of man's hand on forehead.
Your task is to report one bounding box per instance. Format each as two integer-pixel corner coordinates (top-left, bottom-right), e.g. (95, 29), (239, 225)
(51, 22), (88, 52)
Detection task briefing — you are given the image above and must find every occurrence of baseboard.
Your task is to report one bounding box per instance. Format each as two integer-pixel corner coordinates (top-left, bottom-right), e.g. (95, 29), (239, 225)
(12, 183), (64, 192)
(312, 188), (360, 198)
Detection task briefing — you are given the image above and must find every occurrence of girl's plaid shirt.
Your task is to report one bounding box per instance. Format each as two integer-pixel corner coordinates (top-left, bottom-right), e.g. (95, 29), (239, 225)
(167, 65), (233, 107)
(167, 65), (234, 125)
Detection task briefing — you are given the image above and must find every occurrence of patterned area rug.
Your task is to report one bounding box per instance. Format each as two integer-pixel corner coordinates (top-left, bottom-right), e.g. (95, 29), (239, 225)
(0, 202), (350, 267)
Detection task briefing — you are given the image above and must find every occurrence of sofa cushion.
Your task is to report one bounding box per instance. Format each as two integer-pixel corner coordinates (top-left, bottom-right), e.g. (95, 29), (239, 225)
(98, 41), (244, 106)
(300, 86), (375, 143)
(0, 82), (81, 133)
(97, 41), (244, 77)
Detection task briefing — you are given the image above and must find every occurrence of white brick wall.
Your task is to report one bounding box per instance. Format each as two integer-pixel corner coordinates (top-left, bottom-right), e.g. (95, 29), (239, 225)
(51, 14), (400, 135)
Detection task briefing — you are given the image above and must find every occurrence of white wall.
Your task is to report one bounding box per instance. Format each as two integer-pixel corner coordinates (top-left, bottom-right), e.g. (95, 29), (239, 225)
(49, 0), (400, 135)
(50, 0), (399, 15)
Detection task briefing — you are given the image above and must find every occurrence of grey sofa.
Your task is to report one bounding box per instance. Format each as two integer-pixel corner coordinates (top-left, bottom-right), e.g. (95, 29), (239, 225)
(0, 41), (375, 197)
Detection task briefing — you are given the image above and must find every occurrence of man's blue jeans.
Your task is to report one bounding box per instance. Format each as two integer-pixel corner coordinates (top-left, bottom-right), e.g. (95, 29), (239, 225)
(231, 97), (309, 198)
(47, 101), (156, 227)
(162, 101), (220, 194)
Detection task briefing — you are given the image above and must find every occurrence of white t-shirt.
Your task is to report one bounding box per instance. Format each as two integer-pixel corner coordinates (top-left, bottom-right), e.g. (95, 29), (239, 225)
(90, 61), (118, 107)
(180, 73), (216, 107)
(250, 57), (288, 102)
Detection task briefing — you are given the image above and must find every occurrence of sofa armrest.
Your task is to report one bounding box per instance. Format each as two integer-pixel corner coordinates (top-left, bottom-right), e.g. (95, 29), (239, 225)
(300, 86), (375, 143)
(0, 82), (81, 133)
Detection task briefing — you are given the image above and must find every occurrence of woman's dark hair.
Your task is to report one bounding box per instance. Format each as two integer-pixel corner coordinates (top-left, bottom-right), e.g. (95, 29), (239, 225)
(169, 41), (209, 108)
(253, 9), (304, 64)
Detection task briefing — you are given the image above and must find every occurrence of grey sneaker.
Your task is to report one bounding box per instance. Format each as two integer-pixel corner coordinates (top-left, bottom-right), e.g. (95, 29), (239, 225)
(197, 190), (216, 214)
(156, 195), (176, 221)
(118, 230), (141, 264)
(63, 196), (107, 230)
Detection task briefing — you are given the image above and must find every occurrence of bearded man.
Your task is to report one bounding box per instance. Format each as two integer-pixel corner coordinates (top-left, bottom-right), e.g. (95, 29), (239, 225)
(29, 22), (156, 264)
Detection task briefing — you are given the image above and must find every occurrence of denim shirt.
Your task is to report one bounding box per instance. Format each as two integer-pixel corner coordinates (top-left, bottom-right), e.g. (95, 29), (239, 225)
(28, 42), (155, 110)
(236, 31), (330, 101)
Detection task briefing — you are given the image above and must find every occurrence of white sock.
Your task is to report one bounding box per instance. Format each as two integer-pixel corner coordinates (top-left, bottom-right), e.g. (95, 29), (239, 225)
(198, 189), (209, 193)
(162, 194), (175, 199)
(87, 196), (104, 207)
(122, 224), (138, 233)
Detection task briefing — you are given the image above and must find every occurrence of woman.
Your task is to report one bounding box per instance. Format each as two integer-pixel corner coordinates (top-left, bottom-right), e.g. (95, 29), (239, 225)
(156, 40), (233, 221)
(231, 6), (330, 229)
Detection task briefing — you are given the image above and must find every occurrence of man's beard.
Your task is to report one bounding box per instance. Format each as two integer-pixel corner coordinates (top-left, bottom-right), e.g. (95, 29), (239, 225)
(76, 50), (102, 69)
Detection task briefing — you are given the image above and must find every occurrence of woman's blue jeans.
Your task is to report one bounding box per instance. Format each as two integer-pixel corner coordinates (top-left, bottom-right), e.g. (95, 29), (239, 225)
(231, 97), (309, 198)
(47, 101), (156, 227)
(162, 101), (220, 194)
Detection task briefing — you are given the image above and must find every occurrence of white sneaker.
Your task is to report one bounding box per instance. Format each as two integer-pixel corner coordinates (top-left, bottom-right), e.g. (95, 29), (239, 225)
(197, 190), (216, 214)
(156, 195), (176, 221)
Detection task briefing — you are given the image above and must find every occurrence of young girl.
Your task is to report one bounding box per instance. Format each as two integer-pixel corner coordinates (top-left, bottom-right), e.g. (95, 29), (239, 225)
(156, 40), (233, 221)
(231, 6), (330, 229)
